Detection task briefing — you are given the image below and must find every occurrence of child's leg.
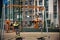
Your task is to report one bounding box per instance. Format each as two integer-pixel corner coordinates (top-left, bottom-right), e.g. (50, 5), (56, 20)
(12, 26), (14, 32)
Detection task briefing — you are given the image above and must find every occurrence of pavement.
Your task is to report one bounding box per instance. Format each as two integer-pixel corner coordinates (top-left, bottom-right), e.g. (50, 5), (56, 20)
(3, 32), (60, 40)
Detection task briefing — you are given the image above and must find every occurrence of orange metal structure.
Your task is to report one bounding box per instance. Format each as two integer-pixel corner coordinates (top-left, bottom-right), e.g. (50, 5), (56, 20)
(32, 18), (43, 28)
(6, 4), (44, 28)
(3, 4), (44, 29)
(6, 4), (44, 10)
(5, 19), (10, 32)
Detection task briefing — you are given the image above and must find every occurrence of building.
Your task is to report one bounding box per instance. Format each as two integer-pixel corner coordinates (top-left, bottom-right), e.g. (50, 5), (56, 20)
(58, 0), (60, 28)
(2, 0), (59, 31)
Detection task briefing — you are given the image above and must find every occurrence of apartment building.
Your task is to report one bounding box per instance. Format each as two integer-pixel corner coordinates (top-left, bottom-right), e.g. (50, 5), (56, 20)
(58, 0), (60, 28)
(3, 0), (59, 29)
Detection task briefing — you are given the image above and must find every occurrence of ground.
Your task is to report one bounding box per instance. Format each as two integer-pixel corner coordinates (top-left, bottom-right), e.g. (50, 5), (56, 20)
(3, 32), (60, 40)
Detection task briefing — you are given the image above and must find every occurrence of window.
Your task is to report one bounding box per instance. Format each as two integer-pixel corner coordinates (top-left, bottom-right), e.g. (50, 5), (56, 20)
(29, 8), (32, 13)
(29, 2), (32, 5)
(10, 13), (13, 19)
(20, 1), (23, 5)
(29, 0), (33, 5)
(53, 5), (57, 11)
(53, 0), (57, 4)
(45, 5), (48, 8)
(25, 8), (28, 11)
(53, 12), (57, 18)
(29, 0), (32, 2)
(46, 12), (48, 18)
(35, 1), (37, 5)
(11, 0), (13, 3)
(14, 8), (19, 12)
(47, 20), (50, 24)
(39, 0), (42, 5)
(53, 0), (57, 19)
(39, 13), (43, 17)
(44, 0), (48, 12)
(14, 0), (20, 4)
(44, 0), (48, 5)
(45, 5), (48, 11)
(25, 1), (28, 5)
(47, 20), (51, 27)
(46, 8), (48, 12)
(46, 1), (48, 4)
(35, 9), (37, 12)
(22, 8), (24, 11)
(25, 11), (28, 15)
(39, 2), (42, 5)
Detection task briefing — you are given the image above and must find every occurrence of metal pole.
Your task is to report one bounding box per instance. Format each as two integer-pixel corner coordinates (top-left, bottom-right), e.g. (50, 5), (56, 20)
(44, 8), (49, 40)
(1, 8), (5, 40)
(50, 13), (51, 28)
(0, 19), (2, 40)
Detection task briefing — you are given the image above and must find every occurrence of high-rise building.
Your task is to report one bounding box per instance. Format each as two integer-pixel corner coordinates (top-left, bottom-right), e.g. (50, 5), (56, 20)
(3, 0), (59, 28)
(58, 0), (60, 28)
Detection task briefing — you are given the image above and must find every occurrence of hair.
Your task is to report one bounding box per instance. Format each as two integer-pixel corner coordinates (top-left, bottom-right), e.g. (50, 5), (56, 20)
(36, 15), (39, 18)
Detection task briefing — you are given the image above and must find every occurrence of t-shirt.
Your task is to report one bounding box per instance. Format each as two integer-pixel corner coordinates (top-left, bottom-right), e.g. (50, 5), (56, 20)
(13, 23), (19, 26)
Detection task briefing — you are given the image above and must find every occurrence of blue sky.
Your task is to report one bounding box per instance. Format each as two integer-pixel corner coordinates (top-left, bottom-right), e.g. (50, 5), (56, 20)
(3, 0), (7, 4)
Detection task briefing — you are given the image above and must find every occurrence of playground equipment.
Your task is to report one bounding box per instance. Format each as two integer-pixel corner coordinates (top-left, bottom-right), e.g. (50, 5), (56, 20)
(32, 15), (43, 28)
(4, 19), (10, 32)
(2, 0), (50, 40)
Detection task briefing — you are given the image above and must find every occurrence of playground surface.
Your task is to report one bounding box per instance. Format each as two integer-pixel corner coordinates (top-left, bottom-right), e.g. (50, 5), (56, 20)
(4, 32), (60, 40)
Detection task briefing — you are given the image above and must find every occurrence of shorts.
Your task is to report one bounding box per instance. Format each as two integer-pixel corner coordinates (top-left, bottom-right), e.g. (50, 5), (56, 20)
(14, 26), (18, 30)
